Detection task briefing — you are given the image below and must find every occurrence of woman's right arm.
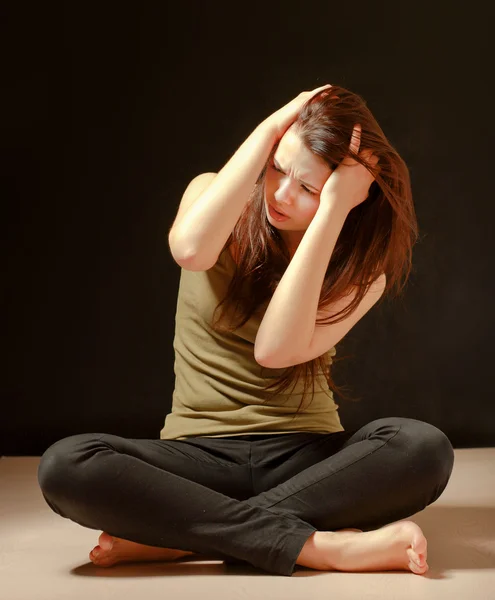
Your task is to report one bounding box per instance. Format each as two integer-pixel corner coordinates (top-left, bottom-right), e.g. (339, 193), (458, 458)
(168, 84), (332, 271)
(168, 119), (279, 271)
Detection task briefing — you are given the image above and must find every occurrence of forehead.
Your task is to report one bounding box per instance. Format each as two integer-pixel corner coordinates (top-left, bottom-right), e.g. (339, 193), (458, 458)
(275, 129), (330, 175)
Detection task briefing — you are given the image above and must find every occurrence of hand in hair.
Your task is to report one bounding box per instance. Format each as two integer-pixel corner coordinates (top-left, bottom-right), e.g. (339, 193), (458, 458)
(265, 84), (332, 140)
(320, 123), (380, 213)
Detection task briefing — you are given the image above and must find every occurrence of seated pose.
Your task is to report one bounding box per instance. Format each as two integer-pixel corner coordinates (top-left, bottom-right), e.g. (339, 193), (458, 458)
(38, 84), (454, 577)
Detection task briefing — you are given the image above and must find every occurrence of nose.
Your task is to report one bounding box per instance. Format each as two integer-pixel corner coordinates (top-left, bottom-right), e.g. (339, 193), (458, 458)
(274, 177), (295, 205)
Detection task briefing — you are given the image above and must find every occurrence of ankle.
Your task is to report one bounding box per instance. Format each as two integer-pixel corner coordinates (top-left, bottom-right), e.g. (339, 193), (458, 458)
(296, 532), (329, 570)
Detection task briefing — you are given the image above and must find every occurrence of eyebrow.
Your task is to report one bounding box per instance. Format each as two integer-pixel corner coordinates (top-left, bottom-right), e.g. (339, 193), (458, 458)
(273, 157), (319, 192)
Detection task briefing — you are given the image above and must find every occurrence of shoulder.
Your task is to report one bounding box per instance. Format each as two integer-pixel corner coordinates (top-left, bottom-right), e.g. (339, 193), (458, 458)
(315, 272), (386, 322)
(370, 272), (387, 293)
(368, 272), (386, 290)
(173, 172), (217, 230)
(227, 240), (241, 265)
(186, 172), (217, 195)
(354, 272), (387, 299)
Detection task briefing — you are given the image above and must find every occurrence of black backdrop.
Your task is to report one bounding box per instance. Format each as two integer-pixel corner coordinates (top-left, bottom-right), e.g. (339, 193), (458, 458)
(2, 3), (493, 455)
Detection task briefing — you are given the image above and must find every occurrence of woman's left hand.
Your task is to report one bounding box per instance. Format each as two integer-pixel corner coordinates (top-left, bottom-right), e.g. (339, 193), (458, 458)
(319, 124), (380, 214)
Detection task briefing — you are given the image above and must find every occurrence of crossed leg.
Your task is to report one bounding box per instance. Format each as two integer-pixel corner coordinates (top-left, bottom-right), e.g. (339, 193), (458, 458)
(38, 418), (454, 576)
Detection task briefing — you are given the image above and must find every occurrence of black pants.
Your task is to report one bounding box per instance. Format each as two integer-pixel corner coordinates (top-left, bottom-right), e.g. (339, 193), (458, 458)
(37, 417), (454, 577)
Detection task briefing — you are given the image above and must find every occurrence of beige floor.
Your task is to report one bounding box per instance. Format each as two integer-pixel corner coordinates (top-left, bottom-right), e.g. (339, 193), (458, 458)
(1, 449), (494, 600)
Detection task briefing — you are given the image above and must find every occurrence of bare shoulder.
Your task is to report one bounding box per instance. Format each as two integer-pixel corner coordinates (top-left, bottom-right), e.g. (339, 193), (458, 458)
(171, 172), (217, 234)
(228, 240), (240, 265)
(191, 171), (217, 187)
(370, 272), (387, 291)
(183, 172), (217, 204)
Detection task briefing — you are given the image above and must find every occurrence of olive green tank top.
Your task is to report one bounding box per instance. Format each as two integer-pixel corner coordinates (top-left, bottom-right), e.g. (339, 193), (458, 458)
(160, 246), (344, 440)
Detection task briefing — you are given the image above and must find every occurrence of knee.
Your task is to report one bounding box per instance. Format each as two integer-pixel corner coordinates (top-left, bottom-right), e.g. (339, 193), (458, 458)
(392, 417), (455, 486)
(37, 433), (104, 499)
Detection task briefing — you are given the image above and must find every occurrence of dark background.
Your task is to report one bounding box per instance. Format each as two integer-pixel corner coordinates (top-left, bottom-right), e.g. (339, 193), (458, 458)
(2, 3), (493, 455)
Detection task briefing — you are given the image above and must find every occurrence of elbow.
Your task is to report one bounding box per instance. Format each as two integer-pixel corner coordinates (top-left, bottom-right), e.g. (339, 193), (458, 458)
(254, 349), (269, 368)
(172, 253), (215, 272)
(254, 344), (272, 368)
(168, 229), (193, 267)
(169, 248), (199, 271)
(254, 348), (295, 369)
(254, 336), (295, 368)
(169, 232), (215, 271)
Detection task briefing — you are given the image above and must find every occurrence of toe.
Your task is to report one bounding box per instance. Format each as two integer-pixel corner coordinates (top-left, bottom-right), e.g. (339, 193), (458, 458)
(407, 547), (424, 567)
(411, 532), (428, 556)
(89, 550), (115, 567)
(407, 555), (429, 575)
(406, 548), (426, 567)
(408, 559), (421, 574)
(98, 532), (114, 550)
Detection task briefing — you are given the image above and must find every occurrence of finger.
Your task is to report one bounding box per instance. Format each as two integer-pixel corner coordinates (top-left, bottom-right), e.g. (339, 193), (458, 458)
(363, 153), (380, 178)
(368, 154), (380, 171)
(370, 154), (380, 168)
(304, 84), (332, 99)
(349, 124), (362, 156)
(360, 149), (378, 165)
(313, 84), (332, 91)
(360, 148), (374, 159)
(343, 125), (362, 166)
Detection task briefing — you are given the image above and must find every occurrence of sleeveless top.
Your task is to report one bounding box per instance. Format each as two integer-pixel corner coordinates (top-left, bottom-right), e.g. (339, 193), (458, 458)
(160, 246), (344, 440)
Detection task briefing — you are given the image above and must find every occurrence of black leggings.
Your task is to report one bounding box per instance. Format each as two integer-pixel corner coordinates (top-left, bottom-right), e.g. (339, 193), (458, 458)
(37, 417), (454, 576)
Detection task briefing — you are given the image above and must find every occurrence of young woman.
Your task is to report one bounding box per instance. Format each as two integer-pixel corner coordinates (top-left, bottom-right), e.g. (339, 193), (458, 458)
(38, 84), (454, 577)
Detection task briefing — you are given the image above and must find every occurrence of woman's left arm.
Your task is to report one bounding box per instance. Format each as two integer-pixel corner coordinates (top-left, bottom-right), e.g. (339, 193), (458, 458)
(254, 202), (348, 366)
(255, 125), (382, 367)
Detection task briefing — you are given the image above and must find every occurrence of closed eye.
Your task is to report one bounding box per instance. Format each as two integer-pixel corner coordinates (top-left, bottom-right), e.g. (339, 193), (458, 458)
(271, 163), (318, 196)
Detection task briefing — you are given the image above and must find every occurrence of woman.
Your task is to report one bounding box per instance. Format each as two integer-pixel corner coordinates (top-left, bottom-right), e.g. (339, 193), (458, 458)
(38, 84), (454, 577)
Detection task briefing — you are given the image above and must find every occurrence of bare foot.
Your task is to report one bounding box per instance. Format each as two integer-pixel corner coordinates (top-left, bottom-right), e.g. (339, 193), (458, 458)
(89, 532), (195, 567)
(296, 520), (429, 575)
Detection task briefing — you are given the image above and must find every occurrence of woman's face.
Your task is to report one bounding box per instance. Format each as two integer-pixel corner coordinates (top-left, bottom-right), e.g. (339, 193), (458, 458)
(264, 127), (332, 253)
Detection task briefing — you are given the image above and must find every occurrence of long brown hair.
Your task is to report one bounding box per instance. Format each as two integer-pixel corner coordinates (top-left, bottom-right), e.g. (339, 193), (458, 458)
(212, 85), (419, 417)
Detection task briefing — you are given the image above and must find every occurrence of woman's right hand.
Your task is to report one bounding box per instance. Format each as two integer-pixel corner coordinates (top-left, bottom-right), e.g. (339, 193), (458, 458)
(263, 84), (332, 140)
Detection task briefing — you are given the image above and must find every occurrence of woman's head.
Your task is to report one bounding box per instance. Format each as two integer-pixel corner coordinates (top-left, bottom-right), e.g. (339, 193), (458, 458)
(263, 86), (406, 253)
(213, 84), (419, 415)
(264, 125), (333, 255)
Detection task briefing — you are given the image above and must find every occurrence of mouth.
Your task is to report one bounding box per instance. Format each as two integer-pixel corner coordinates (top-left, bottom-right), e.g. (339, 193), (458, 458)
(269, 203), (290, 219)
(273, 205), (287, 216)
